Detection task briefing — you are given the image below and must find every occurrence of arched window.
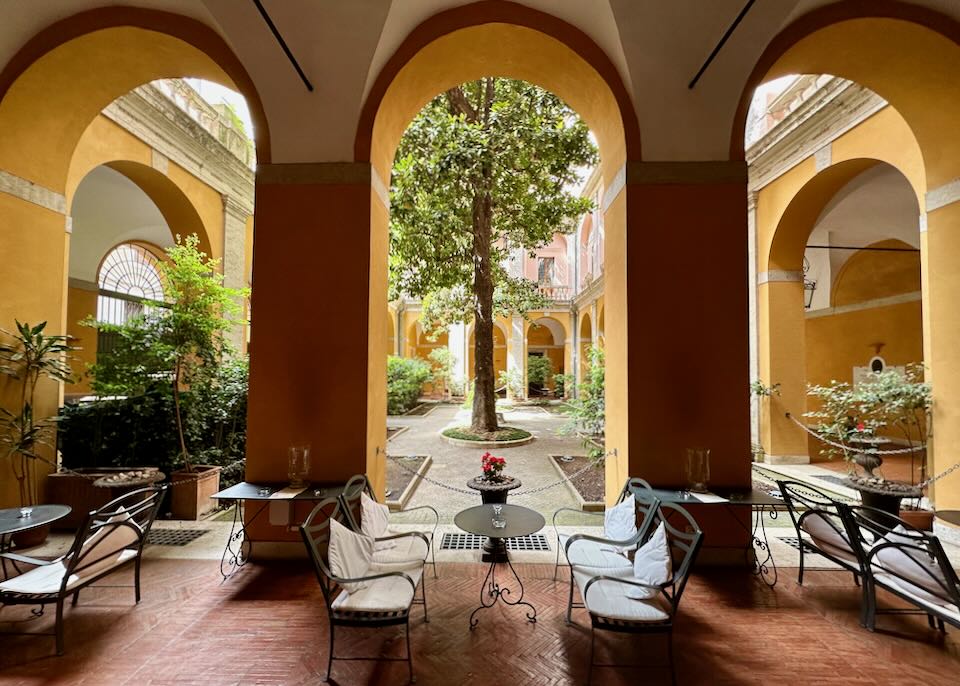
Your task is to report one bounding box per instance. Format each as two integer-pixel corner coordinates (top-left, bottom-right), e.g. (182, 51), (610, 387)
(97, 243), (165, 325)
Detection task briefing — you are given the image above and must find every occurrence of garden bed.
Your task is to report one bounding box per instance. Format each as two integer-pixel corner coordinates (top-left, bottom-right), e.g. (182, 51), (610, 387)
(387, 426), (408, 441)
(385, 455), (431, 510)
(550, 454), (605, 509)
(440, 425), (534, 447)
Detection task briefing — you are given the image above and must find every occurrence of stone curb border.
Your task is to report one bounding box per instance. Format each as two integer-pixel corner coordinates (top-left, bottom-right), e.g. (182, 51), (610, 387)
(438, 429), (535, 448)
(548, 455), (605, 512)
(387, 425), (409, 441)
(386, 455), (432, 512)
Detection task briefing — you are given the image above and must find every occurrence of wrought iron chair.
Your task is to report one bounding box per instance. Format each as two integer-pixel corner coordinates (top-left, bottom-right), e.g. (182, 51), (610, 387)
(777, 479), (862, 587)
(0, 486), (165, 655)
(560, 479), (662, 622)
(301, 496), (427, 683)
(571, 501), (703, 686)
(847, 505), (960, 632)
(340, 473), (438, 577)
(552, 477), (657, 582)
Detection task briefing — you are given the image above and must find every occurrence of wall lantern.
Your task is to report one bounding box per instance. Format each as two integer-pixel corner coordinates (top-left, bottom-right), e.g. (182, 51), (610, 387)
(802, 256), (816, 309)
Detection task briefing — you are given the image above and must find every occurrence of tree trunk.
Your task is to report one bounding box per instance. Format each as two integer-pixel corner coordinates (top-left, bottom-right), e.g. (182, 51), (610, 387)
(471, 188), (499, 433)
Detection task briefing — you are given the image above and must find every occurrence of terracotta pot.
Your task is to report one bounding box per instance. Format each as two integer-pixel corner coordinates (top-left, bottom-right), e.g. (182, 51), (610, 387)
(898, 507), (935, 531)
(170, 465), (221, 520)
(11, 524), (49, 549)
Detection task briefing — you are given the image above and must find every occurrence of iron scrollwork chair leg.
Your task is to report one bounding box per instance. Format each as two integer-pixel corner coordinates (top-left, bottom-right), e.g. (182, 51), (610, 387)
(566, 572), (576, 624)
(324, 622), (335, 682)
(406, 620), (415, 684)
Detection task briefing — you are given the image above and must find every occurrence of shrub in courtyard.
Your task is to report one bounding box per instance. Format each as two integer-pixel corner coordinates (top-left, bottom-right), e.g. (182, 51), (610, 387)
(387, 356), (432, 414)
(527, 355), (553, 394)
(564, 345), (605, 460)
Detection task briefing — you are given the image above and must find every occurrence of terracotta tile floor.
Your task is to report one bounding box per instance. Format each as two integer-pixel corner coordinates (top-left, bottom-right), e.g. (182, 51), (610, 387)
(0, 560), (957, 685)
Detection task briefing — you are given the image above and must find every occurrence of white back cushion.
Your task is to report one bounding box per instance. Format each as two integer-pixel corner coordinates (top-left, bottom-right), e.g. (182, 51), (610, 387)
(329, 518), (373, 593)
(628, 521), (672, 600)
(76, 508), (141, 580)
(800, 512), (851, 552)
(361, 491), (390, 539)
(874, 525), (952, 605)
(604, 497), (637, 549)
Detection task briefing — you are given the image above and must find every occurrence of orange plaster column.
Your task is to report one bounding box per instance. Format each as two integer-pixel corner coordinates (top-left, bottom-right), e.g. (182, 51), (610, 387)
(244, 163), (376, 542)
(620, 162), (752, 490)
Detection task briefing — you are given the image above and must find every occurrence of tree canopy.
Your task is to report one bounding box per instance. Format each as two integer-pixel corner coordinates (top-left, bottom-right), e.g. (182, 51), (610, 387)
(390, 78), (597, 431)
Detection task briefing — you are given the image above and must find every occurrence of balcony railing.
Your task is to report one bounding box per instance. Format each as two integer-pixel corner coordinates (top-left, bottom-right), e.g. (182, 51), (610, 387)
(537, 284), (572, 302)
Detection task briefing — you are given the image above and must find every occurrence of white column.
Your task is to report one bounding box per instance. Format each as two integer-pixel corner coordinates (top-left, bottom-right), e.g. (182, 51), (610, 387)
(508, 316), (525, 399)
(448, 321), (467, 390)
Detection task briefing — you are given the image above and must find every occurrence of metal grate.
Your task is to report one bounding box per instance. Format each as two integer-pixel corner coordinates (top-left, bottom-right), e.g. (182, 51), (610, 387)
(147, 529), (208, 546)
(780, 536), (825, 556)
(440, 533), (550, 551)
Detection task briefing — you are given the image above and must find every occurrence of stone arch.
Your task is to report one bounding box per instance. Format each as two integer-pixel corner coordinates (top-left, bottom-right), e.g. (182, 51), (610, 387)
(353, 1), (638, 498)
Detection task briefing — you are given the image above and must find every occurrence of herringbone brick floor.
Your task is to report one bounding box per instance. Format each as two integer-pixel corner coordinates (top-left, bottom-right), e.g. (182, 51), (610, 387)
(0, 560), (957, 685)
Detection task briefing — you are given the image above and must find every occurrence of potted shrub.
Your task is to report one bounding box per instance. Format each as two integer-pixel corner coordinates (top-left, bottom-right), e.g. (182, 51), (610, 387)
(0, 321), (75, 545)
(85, 235), (248, 519)
(805, 364), (933, 527)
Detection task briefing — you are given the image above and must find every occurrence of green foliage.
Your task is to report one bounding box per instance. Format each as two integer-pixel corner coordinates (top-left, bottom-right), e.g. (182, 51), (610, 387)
(387, 356), (432, 415)
(526, 355), (553, 387)
(461, 380), (475, 409)
(59, 358), (249, 489)
(0, 321), (76, 506)
(390, 78), (598, 428)
(750, 380), (781, 397)
(554, 373), (574, 399)
(497, 367), (524, 400)
(564, 346), (605, 453)
(85, 234), (248, 472)
(805, 364), (932, 480)
(427, 347), (455, 397)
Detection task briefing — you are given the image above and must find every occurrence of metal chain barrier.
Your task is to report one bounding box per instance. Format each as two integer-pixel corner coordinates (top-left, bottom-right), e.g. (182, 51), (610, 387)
(387, 450), (614, 500)
(786, 412), (926, 455)
(786, 412), (960, 487)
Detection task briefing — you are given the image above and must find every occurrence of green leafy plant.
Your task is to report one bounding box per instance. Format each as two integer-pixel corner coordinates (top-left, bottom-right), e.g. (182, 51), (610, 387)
(554, 373), (574, 399)
(427, 347), (455, 398)
(805, 364), (932, 485)
(85, 234), (248, 473)
(387, 356), (432, 414)
(564, 345), (605, 460)
(526, 355), (553, 392)
(0, 321), (75, 506)
(497, 367), (524, 401)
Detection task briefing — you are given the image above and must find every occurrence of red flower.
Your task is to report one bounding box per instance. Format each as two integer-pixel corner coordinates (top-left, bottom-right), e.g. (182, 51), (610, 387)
(856, 422), (865, 432)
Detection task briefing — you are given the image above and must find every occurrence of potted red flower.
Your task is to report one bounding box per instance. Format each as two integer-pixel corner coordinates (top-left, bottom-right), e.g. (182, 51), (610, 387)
(481, 452), (506, 482)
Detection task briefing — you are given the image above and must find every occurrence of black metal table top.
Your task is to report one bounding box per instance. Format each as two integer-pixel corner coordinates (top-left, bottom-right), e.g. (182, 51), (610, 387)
(640, 486), (783, 506)
(0, 505), (71, 536)
(455, 504), (545, 539)
(210, 482), (344, 501)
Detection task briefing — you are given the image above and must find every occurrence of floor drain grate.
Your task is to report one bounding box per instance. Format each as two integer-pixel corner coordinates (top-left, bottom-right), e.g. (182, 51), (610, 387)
(440, 533), (550, 551)
(148, 529), (208, 546)
(781, 536), (825, 556)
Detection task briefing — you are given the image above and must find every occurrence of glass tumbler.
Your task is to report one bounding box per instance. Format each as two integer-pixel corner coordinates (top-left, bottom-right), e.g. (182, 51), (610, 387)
(288, 443), (311, 488)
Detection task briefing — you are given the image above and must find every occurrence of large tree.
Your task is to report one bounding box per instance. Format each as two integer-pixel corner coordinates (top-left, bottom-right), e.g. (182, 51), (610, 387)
(390, 78), (597, 433)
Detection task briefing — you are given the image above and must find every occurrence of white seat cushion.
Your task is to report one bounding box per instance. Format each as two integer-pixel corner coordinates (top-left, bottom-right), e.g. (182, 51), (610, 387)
(77, 511), (141, 580)
(563, 535), (633, 569)
(872, 528), (953, 606)
(372, 534), (429, 565)
(873, 571), (960, 621)
(330, 562), (423, 613)
(573, 567), (670, 623)
(0, 550), (136, 595)
(328, 519), (374, 593)
(816, 540), (859, 566)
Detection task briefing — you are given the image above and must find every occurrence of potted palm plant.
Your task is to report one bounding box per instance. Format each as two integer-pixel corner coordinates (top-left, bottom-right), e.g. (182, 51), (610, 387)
(0, 321), (75, 545)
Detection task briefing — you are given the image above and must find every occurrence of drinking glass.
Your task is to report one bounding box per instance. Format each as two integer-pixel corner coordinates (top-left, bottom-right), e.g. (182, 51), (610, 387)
(18, 506), (32, 518)
(288, 443), (311, 488)
(685, 448), (711, 493)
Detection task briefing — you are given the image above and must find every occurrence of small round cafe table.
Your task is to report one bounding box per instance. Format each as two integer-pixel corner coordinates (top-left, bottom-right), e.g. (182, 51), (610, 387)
(0, 504), (71, 578)
(454, 503), (545, 629)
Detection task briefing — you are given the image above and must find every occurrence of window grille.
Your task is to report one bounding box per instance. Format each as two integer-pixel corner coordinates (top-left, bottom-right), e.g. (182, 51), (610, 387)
(96, 244), (166, 361)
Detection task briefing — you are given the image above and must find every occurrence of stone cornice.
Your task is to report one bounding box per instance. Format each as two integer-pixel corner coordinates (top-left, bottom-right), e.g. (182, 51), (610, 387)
(573, 274), (605, 309)
(102, 84), (254, 214)
(0, 169), (65, 214)
(747, 78), (887, 192)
